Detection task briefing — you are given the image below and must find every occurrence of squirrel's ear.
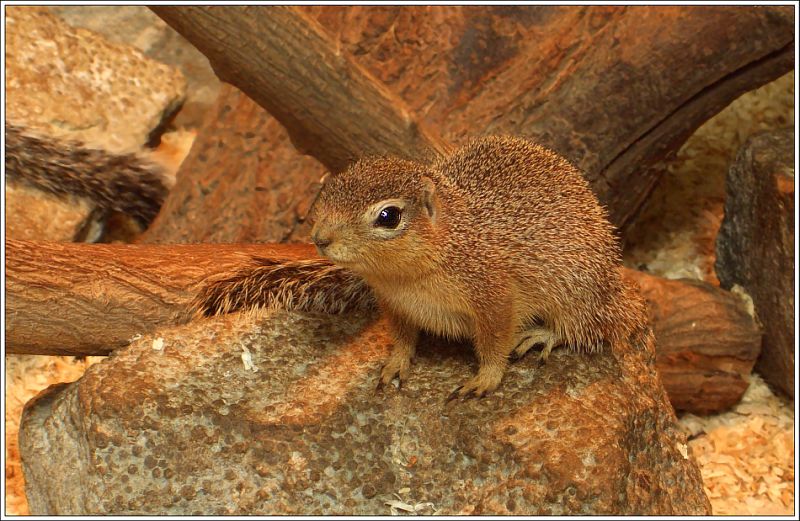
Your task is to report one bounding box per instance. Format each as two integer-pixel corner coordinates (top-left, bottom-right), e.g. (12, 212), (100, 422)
(420, 176), (437, 221)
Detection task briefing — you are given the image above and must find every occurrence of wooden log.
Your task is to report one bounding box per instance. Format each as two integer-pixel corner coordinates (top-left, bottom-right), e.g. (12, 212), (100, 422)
(442, 6), (794, 229)
(716, 129), (795, 398)
(149, 5), (793, 237)
(150, 5), (449, 175)
(4, 239), (315, 356)
(629, 270), (762, 414)
(6, 240), (760, 413)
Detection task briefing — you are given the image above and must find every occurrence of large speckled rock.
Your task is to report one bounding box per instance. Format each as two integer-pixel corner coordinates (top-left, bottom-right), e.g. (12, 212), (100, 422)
(20, 311), (710, 515)
(47, 5), (220, 130)
(716, 128), (795, 398)
(5, 6), (186, 151)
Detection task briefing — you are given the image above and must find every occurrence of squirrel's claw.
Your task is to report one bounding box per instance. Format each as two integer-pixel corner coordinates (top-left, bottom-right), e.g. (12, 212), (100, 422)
(446, 385), (489, 403)
(449, 369), (502, 402)
(377, 355), (411, 393)
(376, 365), (404, 394)
(461, 389), (478, 401)
(446, 386), (463, 403)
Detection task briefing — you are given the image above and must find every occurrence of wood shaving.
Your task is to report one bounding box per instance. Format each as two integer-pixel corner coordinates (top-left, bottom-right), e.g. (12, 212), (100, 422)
(679, 373), (795, 515)
(386, 493), (439, 516)
(241, 344), (258, 373)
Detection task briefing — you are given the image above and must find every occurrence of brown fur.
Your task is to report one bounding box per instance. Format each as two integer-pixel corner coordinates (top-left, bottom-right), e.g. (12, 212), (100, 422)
(192, 257), (376, 317)
(309, 136), (649, 397)
(4, 122), (168, 226)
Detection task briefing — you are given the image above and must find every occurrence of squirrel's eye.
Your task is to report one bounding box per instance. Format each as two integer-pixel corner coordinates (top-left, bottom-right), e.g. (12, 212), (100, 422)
(374, 206), (402, 229)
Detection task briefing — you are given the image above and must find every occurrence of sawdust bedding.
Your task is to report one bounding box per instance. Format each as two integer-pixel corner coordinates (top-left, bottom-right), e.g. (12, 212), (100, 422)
(679, 374), (795, 515)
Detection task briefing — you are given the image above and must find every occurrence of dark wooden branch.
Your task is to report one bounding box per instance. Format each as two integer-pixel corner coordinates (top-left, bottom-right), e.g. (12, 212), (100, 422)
(150, 5), (449, 174)
(6, 240), (760, 413)
(445, 6), (794, 229)
(150, 5), (793, 233)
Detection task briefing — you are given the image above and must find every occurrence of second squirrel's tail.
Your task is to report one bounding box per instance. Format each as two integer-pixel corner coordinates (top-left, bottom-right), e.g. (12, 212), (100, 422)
(4, 122), (169, 226)
(192, 257), (377, 317)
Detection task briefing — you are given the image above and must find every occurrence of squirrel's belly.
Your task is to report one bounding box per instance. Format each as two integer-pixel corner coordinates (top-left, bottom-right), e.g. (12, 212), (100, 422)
(377, 285), (473, 340)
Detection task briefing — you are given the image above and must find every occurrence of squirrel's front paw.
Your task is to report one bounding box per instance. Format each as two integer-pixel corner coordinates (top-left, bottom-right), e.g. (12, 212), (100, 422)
(375, 354), (412, 392)
(447, 368), (504, 402)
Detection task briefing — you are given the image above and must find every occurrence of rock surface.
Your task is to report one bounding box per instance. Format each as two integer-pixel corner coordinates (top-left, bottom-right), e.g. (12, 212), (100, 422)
(716, 128), (795, 398)
(21, 311), (710, 515)
(4, 182), (102, 242)
(48, 5), (220, 130)
(5, 6), (186, 151)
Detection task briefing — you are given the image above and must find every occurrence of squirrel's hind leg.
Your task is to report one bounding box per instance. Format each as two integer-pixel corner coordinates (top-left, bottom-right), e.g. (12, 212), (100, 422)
(510, 326), (561, 364)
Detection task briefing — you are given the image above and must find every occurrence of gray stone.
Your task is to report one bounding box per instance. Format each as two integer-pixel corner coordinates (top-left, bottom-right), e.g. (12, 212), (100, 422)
(716, 128), (795, 398)
(21, 311), (710, 515)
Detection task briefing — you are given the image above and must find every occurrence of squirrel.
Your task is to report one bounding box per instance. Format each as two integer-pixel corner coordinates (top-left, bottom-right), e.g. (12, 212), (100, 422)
(4, 122), (170, 227)
(194, 136), (649, 400)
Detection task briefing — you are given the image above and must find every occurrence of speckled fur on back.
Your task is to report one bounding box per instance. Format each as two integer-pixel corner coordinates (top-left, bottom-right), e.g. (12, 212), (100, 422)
(429, 136), (647, 351)
(4, 122), (168, 225)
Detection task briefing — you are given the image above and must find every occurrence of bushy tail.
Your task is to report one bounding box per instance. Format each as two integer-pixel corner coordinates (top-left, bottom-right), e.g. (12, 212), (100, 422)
(4, 122), (168, 226)
(192, 257), (377, 317)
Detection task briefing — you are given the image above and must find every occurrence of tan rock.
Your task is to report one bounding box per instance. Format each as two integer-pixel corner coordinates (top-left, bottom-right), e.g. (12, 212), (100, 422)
(5, 6), (186, 152)
(4, 182), (101, 241)
(4, 6), (186, 237)
(20, 310), (710, 515)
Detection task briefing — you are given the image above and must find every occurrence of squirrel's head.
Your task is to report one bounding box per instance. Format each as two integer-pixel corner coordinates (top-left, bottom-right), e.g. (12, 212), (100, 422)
(309, 157), (440, 278)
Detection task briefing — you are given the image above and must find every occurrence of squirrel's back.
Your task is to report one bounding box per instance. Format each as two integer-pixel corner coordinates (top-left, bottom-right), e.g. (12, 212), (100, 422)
(432, 136), (644, 351)
(435, 136), (618, 259)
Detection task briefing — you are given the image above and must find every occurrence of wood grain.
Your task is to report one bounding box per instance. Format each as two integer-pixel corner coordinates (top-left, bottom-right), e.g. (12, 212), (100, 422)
(5, 239), (315, 355)
(151, 5), (449, 174)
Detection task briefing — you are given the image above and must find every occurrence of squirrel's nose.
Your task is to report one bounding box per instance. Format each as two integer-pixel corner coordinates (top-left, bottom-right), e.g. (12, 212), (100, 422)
(312, 234), (332, 249)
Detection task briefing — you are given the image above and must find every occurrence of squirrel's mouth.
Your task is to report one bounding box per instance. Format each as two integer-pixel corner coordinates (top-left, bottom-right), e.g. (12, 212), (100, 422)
(317, 248), (352, 267)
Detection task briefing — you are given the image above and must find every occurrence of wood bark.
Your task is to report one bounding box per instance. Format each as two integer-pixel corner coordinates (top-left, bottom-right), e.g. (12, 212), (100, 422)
(716, 129), (795, 398)
(150, 5), (449, 175)
(149, 5), (793, 240)
(4, 239), (313, 356)
(141, 84), (324, 244)
(627, 270), (762, 414)
(6, 240), (760, 413)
